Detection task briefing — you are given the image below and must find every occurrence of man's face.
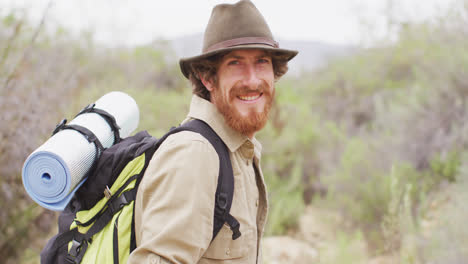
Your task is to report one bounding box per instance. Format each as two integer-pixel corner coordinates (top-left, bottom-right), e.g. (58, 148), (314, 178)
(203, 49), (275, 138)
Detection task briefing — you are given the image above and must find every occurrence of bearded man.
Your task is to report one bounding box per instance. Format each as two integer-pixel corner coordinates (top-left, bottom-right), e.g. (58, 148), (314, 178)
(128, 1), (297, 263)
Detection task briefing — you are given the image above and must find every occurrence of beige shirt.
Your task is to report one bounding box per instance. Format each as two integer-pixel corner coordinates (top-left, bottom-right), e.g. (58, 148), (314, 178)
(128, 95), (268, 264)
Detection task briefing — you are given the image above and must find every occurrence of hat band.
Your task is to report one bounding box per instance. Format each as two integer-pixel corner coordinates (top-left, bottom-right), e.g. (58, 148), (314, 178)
(205, 37), (279, 53)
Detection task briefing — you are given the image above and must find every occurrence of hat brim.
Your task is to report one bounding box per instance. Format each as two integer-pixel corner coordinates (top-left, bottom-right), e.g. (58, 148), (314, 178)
(179, 44), (298, 79)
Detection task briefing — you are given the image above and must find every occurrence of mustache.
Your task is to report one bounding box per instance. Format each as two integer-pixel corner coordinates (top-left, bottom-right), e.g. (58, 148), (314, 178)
(229, 81), (270, 97)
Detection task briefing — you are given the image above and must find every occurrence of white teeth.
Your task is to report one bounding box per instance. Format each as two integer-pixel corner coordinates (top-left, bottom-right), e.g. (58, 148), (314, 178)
(238, 94), (260, 101)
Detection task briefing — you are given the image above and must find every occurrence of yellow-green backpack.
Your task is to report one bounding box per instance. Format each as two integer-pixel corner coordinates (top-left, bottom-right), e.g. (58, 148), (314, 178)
(40, 119), (241, 264)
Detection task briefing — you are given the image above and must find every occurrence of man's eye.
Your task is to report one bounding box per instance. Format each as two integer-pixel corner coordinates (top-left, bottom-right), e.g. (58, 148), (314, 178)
(228, 60), (239, 65)
(258, 58), (271, 64)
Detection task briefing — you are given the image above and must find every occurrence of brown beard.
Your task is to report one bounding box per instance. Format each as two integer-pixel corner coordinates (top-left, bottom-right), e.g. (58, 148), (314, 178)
(211, 81), (275, 137)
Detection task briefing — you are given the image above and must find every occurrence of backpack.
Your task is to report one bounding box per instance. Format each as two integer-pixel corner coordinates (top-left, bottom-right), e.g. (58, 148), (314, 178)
(40, 117), (241, 264)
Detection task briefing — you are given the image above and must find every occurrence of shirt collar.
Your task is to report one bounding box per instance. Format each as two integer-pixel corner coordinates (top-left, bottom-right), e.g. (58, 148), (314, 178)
(185, 95), (262, 157)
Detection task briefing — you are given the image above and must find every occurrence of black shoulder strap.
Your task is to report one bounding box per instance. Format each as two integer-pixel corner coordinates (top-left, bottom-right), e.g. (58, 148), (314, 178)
(168, 119), (241, 241)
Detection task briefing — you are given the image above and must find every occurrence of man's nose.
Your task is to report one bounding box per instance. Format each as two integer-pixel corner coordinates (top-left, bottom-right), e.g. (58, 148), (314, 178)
(242, 64), (262, 88)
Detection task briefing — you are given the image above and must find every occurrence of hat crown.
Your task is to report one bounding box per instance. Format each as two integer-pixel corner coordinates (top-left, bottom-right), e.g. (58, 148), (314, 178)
(202, 0), (274, 52)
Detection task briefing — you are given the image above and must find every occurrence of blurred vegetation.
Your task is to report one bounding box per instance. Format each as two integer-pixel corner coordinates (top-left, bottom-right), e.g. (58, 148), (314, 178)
(1, 1), (468, 263)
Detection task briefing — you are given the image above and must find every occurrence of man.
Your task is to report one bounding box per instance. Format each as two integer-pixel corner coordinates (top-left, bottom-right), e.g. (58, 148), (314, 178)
(128, 1), (297, 263)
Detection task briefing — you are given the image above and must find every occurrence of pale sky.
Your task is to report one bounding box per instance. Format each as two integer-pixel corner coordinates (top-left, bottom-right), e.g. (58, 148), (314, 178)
(0, 0), (455, 46)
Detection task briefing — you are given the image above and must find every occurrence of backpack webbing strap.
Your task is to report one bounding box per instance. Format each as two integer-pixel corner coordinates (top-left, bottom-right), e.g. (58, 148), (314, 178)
(47, 228), (79, 254)
(45, 178), (138, 264)
(66, 189), (137, 264)
(85, 188), (137, 237)
(76, 103), (121, 144)
(66, 237), (88, 264)
(53, 119), (105, 151)
(113, 212), (123, 264)
(170, 119), (241, 241)
(225, 213), (241, 240)
(75, 173), (139, 227)
(40, 228), (87, 264)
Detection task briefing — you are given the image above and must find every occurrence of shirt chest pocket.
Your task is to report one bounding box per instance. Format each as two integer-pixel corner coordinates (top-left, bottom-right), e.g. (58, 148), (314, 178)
(200, 225), (253, 262)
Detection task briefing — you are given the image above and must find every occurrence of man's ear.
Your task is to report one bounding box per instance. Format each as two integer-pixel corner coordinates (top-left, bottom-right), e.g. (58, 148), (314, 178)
(200, 75), (215, 92)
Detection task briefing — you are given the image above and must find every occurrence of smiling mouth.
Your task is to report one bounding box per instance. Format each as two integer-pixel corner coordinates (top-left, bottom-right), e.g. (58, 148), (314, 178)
(238, 93), (262, 101)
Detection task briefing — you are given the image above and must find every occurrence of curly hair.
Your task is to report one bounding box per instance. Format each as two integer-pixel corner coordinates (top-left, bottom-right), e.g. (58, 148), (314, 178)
(188, 50), (290, 101)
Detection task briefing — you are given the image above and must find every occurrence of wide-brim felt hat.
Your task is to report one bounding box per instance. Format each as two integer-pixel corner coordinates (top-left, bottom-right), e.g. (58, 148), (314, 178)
(179, 0), (298, 79)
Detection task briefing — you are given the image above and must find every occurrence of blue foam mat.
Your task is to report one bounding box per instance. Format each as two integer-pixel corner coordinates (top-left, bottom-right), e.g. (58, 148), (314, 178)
(22, 151), (85, 211)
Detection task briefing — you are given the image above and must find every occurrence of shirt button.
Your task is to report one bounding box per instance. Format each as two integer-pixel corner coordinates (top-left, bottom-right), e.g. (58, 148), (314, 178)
(226, 248), (230, 256)
(149, 255), (159, 264)
(256, 199), (259, 207)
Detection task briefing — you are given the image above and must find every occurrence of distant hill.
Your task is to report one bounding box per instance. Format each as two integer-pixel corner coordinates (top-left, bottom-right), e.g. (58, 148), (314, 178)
(168, 33), (358, 74)
(279, 39), (358, 74)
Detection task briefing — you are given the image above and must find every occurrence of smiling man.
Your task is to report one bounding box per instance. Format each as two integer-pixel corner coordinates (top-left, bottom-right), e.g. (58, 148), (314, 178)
(128, 1), (297, 263)
(203, 49), (276, 139)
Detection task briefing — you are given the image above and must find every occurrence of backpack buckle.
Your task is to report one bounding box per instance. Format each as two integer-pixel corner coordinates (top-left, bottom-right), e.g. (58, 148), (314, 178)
(109, 193), (129, 214)
(215, 193), (228, 217)
(217, 193), (228, 210)
(66, 237), (90, 263)
(76, 103), (96, 116)
(104, 185), (112, 199)
(66, 239), (83, 263)
(52, 119), (67, 136)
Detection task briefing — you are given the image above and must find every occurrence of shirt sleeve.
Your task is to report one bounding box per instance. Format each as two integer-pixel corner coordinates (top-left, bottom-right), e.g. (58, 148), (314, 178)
(127, 131), (219, 264)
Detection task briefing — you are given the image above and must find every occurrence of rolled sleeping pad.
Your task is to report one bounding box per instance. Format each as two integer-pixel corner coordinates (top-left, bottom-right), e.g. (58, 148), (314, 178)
(22, 91), (139, 211)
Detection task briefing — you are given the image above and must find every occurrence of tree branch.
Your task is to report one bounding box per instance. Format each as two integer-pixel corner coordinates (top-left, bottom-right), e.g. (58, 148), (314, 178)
(3, 0), (54, 91)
